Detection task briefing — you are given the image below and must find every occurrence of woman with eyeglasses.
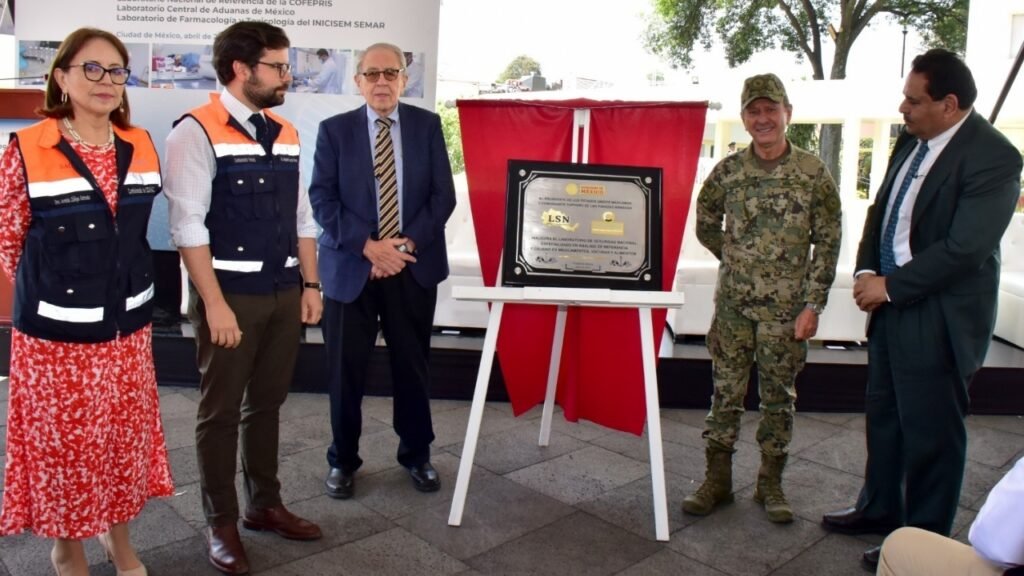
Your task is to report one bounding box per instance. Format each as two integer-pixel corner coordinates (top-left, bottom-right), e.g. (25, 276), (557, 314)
(0, 27), (173, 576)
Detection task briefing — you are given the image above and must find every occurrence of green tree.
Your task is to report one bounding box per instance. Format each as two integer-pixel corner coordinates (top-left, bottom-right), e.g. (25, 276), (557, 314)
(498, 55), (542, 82)
(645, 0), (967, 184)
(438, 102), (465, 174)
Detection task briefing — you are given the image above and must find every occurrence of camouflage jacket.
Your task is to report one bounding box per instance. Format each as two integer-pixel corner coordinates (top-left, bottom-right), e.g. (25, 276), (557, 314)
(696, 142), (842, 319)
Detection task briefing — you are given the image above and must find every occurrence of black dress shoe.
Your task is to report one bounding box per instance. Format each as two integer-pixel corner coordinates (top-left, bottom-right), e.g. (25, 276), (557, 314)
(408, 462), (440, 492)
(861, 545), (881, 571)
(822, 507), (900, 535)
(325, 467), (354, 499)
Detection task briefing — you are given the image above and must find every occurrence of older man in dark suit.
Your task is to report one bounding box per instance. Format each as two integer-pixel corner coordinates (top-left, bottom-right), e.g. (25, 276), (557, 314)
(309, 42), (456, 499)
(822, 49), (1023, 570)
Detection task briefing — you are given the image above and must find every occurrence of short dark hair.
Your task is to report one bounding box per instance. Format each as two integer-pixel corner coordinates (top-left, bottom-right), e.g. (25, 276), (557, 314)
(910, 48), (977, 109)
(316, 49), (329, 58)
(212, 21), (290, 85)
(40, 27), (132, 129)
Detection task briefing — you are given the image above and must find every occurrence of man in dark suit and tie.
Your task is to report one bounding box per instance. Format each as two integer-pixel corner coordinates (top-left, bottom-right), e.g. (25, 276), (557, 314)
(822, 49), (1023, 570)
(309, 42), (456, 499)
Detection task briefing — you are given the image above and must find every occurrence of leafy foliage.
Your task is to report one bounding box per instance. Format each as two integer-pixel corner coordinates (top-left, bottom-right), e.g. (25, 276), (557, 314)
(438, 102), (465, 175)
(497, 55), (542, 83)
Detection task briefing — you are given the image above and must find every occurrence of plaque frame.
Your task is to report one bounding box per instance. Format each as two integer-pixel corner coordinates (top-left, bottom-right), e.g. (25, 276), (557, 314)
(501, 160), (662, 290)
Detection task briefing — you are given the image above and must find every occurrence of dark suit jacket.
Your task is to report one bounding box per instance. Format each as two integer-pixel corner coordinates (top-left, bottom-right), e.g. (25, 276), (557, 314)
(309, 103), (456, 303)
(856, 111), (1022, 379)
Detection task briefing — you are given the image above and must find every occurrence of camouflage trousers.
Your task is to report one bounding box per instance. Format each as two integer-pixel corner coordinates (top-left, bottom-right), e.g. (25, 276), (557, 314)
(703, 299), (807, 456)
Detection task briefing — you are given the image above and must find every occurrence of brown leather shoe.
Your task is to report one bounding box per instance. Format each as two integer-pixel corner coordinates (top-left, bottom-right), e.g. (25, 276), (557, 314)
(206, 524), (250, 575)
(242, 505), (322, 541)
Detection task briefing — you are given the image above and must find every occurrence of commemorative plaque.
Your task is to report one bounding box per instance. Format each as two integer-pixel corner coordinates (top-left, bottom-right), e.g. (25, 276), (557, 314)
(502, 160), (662, 290)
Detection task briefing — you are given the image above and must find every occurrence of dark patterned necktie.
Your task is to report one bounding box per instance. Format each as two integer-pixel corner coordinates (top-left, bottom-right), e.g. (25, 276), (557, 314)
(880, 140), (929, 275)
(374, 117), (399, 239)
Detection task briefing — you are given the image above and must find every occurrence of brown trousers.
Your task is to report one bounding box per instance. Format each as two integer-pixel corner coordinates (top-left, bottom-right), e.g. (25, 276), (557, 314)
(189, 286), (301, 526)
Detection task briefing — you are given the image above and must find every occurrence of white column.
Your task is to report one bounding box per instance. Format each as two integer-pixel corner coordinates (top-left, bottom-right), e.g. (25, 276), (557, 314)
(869, 120), (892, 200)
(840, 117), (861, 202)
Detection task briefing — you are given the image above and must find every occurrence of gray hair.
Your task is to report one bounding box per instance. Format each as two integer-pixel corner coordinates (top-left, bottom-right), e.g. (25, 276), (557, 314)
(356, 42), (407, 76)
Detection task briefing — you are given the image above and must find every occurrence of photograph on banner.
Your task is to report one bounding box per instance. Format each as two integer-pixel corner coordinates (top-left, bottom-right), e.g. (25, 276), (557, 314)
(402, 51), (425, 98)
(17, 40), (58, 85)
(150, 44), (214, 90)
(18, 40), (150, 87)
(289, 47), (353, 95)
(502, 160), (663, 291)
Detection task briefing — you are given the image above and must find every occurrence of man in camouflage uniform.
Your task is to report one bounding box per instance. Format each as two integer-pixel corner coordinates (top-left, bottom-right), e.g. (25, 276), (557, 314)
(681, 73), (842, 523)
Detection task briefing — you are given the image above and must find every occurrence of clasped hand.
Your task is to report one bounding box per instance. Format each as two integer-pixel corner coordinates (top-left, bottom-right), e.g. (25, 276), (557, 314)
(365, 237), (417, 279)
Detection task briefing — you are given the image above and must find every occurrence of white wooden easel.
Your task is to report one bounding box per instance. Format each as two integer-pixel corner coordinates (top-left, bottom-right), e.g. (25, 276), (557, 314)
(446, 285), (683, 541)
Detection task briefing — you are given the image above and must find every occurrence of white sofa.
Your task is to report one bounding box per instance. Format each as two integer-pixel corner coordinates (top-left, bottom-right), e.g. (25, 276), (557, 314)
(433, 173), (490, 331)
(669, 160), (869, 343)
(995, 212), (1024, 348)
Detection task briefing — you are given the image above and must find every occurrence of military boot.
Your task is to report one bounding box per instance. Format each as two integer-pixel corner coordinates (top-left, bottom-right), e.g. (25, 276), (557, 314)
(753, 453), (793, 523)
(681, 447), (734, 516)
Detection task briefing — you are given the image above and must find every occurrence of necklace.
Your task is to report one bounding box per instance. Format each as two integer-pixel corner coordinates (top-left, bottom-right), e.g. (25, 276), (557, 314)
(62, 116), (114, 149)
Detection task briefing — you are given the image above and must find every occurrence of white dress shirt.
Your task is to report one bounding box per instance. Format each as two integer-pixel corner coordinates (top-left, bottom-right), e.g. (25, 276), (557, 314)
(880, 112), (971, 268)
(969, 456), (1024, 569)
(164, 88), (317, 248)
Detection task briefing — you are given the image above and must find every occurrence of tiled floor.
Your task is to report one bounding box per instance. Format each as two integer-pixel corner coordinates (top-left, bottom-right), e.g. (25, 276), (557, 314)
(1, 378), (1023, 576)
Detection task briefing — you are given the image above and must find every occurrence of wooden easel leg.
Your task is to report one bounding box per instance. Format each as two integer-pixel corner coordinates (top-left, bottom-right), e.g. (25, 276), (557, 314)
(639, 307), (670, 541)
(538, 304), (568, 446)
(448, 301), (505, 526)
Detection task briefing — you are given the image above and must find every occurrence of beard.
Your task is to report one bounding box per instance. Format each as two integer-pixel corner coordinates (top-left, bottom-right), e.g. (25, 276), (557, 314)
(244, 74), (287, 109)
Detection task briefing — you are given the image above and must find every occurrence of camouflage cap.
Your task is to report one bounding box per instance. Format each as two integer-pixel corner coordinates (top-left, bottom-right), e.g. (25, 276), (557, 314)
(741, 73), (788, 108)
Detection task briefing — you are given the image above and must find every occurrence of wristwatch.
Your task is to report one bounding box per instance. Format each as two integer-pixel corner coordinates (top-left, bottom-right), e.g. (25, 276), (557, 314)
(303, 281), (322, 290)
(805, 302), (824, 315)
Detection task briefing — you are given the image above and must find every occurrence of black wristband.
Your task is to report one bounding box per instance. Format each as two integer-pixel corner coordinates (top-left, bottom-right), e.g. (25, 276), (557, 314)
(303, 281), (322, 290)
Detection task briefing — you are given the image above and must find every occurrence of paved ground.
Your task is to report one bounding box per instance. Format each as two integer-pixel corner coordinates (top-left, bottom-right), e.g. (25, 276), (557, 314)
(1, 379), (1023, 576)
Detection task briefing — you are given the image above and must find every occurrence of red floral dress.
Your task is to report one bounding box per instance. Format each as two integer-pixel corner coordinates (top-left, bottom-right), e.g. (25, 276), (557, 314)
(0, 133), (175, 539)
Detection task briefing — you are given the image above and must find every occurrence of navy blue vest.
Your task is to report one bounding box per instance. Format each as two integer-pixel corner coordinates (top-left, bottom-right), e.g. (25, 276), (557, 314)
(13, 120), (162, 343)
(180, 99), (301, 294)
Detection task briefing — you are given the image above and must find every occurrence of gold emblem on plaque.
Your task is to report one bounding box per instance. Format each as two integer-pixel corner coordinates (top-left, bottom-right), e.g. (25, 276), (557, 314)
(565, 183), (579, 195)
(542, 209), (579, 231)
(591, 211), (624, 236)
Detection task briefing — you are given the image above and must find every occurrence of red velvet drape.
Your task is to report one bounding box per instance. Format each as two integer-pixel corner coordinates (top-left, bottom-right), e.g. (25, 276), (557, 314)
(458, 99), (706, 435)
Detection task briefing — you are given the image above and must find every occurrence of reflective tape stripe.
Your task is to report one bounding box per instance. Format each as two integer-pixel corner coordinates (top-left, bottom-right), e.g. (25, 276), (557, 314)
(124, 171), (162, 187)
(212, 258), (264, 273)
(284, 256), (299, 267)
(28, 177), (93, 199)
(213, 143), (266, 158)
(272, 143), (300, 157)
(37, 300), (103, 323)
(125, 283), (155, 311)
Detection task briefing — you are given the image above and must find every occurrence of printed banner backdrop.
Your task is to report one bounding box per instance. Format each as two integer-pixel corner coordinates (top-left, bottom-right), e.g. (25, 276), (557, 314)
(459, 99), (707, 435)
(14, 0), (441, 249)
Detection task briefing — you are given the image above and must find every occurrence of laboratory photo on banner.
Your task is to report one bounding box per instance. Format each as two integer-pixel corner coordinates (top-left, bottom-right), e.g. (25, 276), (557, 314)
(150, 43), (215, 90)
(403, 51), (425, 98)
(17, 40), (59, 85)
(290, 47), (351, 95)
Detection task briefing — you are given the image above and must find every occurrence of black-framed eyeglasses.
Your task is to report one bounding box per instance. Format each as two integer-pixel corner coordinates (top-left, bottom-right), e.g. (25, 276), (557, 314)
(70, 62), (131, 85)
(256, 61), (292, 78)
(359, 68), (404, 82)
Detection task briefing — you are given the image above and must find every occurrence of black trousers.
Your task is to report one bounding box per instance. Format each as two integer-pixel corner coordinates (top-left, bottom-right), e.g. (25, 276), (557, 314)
(191, 287), (301, 526)
(323, 269), (436, 473)
(855, 303), (969, 536)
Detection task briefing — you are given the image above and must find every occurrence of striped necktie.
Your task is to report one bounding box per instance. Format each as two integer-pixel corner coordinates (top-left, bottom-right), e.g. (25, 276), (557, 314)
(880, 140), (929, 275)
(374, 117), (399, 239)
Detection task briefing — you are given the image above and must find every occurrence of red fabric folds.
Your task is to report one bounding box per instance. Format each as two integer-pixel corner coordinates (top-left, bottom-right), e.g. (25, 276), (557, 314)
(457, 99), (707, 435)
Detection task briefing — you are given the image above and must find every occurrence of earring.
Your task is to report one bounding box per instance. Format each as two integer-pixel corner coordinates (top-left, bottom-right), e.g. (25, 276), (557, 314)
(60, 91), (67, 104)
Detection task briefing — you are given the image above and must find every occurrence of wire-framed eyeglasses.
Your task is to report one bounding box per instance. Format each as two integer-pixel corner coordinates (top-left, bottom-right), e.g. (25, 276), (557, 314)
(70, 62), (131, 85)
(359, 68), (405, 82)
(256, 61), (292, 78)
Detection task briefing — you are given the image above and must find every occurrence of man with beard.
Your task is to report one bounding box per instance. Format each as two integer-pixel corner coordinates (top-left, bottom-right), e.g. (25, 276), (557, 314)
(309, 43), (455, 500)
(164, 21), (323, 575)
